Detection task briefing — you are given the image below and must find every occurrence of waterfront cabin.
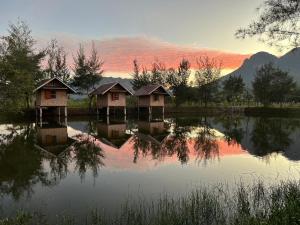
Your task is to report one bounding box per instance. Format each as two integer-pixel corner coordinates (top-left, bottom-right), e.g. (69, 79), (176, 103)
(33, 77), (76, 118)
(134, 84), (171, 115)
(89, 82), (133, 116)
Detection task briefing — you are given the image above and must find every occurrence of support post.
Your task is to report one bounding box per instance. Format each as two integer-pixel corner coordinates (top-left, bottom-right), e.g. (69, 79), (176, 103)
(124, 106), (127, 122)
(58, 107), (61, 123)
(162, 106), (165, 120)
(64, 106), (67, 117)
(39, 107), (42, 127)
(107, 106), (110, 116)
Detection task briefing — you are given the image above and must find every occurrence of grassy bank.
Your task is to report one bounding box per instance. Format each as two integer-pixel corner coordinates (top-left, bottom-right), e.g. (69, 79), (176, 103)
(1, 181), (300, 225)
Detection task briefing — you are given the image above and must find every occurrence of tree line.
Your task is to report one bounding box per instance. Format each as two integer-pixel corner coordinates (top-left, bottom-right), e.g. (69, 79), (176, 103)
(0, 21), (104, 113)
(0, 20), (299, 114)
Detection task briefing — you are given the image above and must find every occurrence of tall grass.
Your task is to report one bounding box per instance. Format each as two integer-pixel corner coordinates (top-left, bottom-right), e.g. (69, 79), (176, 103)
(1, 181), (300, 225)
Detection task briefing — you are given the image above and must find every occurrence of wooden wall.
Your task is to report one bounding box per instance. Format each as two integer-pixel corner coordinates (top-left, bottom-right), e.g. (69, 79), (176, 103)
(138, 95), (165, 107)
(37, 127), (68, 145)
(97, 92), (126, 108)
(36, 89), (68, 107)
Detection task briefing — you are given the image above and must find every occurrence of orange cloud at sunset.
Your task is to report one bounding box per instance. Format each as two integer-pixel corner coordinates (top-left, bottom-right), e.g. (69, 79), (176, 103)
(43, 36), (250, 77)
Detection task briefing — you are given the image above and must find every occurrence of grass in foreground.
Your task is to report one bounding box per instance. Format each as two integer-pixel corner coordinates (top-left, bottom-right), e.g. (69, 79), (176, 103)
(1, 181), (300, 225)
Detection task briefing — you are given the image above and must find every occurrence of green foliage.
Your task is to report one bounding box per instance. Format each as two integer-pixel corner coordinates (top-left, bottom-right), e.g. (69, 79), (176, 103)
(0, 20), (45, 112)
(195, 57), (221, 107)
(44, 39), (70, 83)
(223, 74), (245, 104)
(252, 63), (296, 107)
(71, 43), (103, 94)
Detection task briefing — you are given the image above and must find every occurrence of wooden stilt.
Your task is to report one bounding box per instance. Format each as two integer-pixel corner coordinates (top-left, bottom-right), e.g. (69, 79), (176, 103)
(64, 106), (67, 117)
(58, 107), (61, 123)
(162, 106), (165, 120)
(39, 107), (42, 127)
(107, 106), (110, 116)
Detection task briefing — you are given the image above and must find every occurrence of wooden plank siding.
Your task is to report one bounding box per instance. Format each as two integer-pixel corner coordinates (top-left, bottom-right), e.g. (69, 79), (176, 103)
(36, 89), (68, 107)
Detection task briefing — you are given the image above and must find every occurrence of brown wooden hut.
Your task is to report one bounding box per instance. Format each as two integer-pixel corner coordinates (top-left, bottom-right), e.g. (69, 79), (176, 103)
(134, 84), (171, 115)
(89, 82), (133, 116)
(33, 77), (76, 119)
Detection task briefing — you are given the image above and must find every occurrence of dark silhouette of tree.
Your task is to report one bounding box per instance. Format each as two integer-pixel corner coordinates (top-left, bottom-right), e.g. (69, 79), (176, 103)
(252, 63), (296, 107)
(222, 75), (245, 105)
(0, 124), (56, 200)
(72, 134), (105, 180)
(250, 117), (298, 157)
(166, 59), (191, 107)
(44, 39), (70, 83)
(72, 43), (103, 110)
(195, 57), (221, 107)
(0, 20), (45, 111)
(236, 0), (300, 48)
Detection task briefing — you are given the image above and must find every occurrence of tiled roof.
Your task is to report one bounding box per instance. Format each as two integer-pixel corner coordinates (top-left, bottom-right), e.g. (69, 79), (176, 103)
(89, 82), (133, 95)
(134, 84), (170, 96)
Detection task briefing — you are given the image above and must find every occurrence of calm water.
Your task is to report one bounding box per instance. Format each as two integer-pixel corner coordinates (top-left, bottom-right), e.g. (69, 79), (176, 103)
(1, 115), (300, 219)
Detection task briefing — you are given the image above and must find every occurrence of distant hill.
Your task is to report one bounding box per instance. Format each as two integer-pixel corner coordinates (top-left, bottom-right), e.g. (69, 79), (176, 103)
(223, 48), (300, 88)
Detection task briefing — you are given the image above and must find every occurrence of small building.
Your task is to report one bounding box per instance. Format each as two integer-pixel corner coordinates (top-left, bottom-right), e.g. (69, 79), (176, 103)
(33, 77), (76, 119)
(134, 84), (171, 115)
(89, 82), (133, 116)
(138, 120), (170, 145)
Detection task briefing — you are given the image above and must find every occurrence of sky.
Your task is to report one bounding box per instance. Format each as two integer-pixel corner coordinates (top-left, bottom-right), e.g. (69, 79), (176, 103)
(0, 0), (286, 77)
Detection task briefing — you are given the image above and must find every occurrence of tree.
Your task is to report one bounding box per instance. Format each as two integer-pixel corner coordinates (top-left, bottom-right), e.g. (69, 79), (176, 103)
(252, 63), (296, 106)
(236, 0), (300, 48)
(44, 39), (70, 83)
(222, 74), (245, 105)
(166, 59), (191, 107)
(0, 20), (45, 112)
(195, 56), (221, 107)
(72, 43), (103, 109)
(131, 59), (151, 90)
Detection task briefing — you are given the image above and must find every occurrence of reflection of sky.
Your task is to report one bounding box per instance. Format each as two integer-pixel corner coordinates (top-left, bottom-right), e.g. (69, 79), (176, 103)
(2, 119), (300, 219)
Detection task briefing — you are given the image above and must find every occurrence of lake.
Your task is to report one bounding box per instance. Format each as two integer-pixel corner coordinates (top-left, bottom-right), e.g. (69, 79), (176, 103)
(1, 115), (300, 220)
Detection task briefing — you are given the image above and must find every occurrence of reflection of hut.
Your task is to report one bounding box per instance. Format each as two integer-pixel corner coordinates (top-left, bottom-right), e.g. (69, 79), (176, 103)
(35, 123), (74, 156)
(33, 77), (76, 118)
(89, 82), (133, 116)
(138, 121), (169, 145)
(134, 84), (171, 115)
(97, 122), (131, 149)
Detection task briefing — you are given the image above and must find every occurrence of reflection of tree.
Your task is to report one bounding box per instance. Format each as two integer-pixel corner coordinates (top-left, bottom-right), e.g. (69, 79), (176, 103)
(250, 118), (299, 157)
(0, 124), (56, 200)
(194, 119), (219, 163)
(164, 125), (190, 164)
(72, 135), (105, 180)
(216, 116), (245, 145)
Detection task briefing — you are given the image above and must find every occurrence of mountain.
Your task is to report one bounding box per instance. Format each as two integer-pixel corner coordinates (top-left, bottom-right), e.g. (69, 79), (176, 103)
(223, 48), (300, 88)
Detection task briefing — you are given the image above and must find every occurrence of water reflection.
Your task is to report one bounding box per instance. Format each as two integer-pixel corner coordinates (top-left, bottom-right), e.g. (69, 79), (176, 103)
(1, 116), (300, 203)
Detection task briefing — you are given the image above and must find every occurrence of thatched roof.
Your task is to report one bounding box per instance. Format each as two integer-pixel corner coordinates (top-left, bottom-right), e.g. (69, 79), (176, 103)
(89, 82), (133, 96)
(33, 77), (77, 94)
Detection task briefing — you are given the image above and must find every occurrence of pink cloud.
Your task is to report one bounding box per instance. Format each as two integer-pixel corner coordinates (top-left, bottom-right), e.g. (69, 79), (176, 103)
(39, 36), (250, 76)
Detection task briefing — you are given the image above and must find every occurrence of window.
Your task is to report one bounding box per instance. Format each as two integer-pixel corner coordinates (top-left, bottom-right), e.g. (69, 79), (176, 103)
(111, 93), (119, 101)
(45, 90), (56, 99)
(154, 95), (159, 101)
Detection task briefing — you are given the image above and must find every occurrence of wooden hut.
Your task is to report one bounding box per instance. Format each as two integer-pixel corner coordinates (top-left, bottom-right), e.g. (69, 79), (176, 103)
(33, 77), (76, 119)
(134, 84), (171, 115)
(89, 82), (133, 116)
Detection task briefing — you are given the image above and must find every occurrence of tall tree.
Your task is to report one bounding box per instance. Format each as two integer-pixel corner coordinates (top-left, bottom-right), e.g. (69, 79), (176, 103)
(252, 63), (296, 106)
(0, 20), (45, 112)
(195, 56), (221, 107)
(222, 74), (245, 104)
(72, 43), (103, 109)
(166, 59), (191, 106)
(236, 0), (300, 48)
(44, 39), (70, 83)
